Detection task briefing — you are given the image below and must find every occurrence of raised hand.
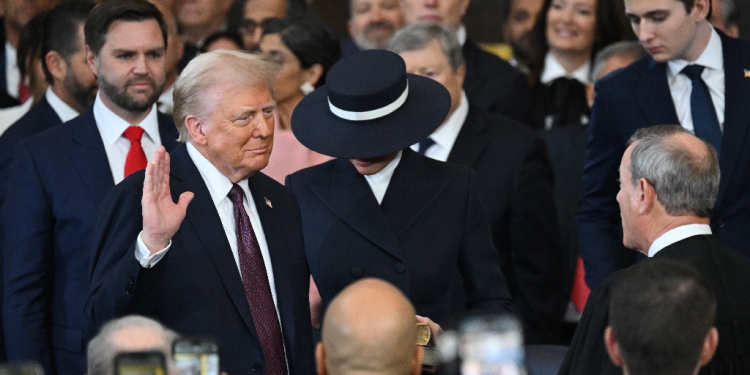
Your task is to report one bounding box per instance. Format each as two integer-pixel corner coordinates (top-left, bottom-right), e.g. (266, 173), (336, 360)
(141, 146), (194, 254)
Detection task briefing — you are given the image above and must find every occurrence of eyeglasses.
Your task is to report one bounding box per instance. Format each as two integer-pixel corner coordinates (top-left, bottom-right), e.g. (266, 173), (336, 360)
(238, 18), (278, 34)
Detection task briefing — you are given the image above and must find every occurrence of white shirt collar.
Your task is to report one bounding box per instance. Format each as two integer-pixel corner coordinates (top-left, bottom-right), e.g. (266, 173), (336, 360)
(648, 223), (713, 257)
(540, 52), (591, 85)
(667, 28), (723, 77)
(456, 25), (467, 46)
(45, 87), (80, 123)
(411, 90), (468, 161)
(186, 142), (251, 207)
(364, 150), (403, 204)
(93, 91), (160, 147)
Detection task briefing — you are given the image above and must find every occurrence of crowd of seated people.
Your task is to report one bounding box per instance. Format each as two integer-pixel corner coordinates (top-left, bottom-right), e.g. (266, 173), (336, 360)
(0, 0), (747, 374)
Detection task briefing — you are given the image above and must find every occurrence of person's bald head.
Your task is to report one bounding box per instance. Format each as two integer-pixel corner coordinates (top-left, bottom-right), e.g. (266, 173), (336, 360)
(317, 278), (423, 375)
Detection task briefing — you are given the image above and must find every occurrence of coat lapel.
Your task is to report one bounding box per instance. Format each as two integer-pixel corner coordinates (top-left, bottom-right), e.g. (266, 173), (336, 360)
(447, 106), (488, 168)
(381, 149), (448, 237)
(635, 58), (680, 126)
(69, 108), (115, 208)
(170, 145), (259, 338)
(156, 112), (180, 151)
(310, 159), (404, 261)
(715, 32), (750, 209)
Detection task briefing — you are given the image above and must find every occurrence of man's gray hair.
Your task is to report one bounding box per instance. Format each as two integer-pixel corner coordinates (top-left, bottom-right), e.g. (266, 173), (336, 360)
(386, 23), (465, 71)
(173, 49), (278, 142)
(627, 125), (720, 218)
(591, 41), (647, 81)
(87, 315), (179, 375)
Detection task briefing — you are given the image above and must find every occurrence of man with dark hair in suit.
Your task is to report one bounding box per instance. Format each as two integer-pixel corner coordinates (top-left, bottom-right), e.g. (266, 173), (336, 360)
(0, 0), (96, 363)
(228, 0), (307, 52)
(87, 49), (314, 375)
(605, 259), (718, 375)
(3, 1), (179, 373)
(578, 0), (750, 290)
(399, 0), (533, 125)
(387, 23), (564, 345)
(560, 125), (750, 374)
(0, 0), (50, 104)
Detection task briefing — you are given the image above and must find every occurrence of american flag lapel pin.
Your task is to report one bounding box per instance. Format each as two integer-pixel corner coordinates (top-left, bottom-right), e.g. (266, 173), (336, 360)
(745, 69), (750, 78)
(265, 197), (273, 208)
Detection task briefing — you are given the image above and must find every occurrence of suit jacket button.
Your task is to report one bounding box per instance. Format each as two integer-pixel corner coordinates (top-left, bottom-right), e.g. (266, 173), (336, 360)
(125, 277), (135, 294)
(251, 363), (262, 373)
(351, 266), (363, 278)
(395, 262), (406, 274)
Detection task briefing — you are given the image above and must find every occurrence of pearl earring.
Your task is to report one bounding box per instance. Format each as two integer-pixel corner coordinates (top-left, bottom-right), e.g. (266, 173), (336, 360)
(300, 82), (315, 95)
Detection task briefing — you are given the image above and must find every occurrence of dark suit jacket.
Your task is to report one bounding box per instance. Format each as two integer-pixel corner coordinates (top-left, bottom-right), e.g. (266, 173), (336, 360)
(286, 148), (514, 326)
(86, 144), (314, 375)
(462, 39), (532, 126)
(0, 95), (62, 362)
(2, 107), (178, 375)
(448, 107), (565, 344)
(577, 30), (750, 289)
(558, 235), (750, 375)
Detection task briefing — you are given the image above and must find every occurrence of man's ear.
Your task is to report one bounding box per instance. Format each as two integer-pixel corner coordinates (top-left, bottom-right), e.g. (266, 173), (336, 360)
(698, 327), (719, 367)
(184, 115), (206, 145)
(604, 326), (624, 367)
(45, 51), (67, 83)
(315, 342), (327, 375)
(637, 178), (656, 215)
(85, 45), (98, 78)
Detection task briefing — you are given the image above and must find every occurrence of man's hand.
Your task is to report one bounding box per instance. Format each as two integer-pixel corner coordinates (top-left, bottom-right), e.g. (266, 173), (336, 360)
(141, 146), (194, 254)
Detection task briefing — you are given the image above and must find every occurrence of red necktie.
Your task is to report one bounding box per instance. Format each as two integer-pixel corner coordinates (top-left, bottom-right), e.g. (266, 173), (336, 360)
(18, 80), (31, 103)
(227, 185), (287, 374)
(570, 256), (591, 312)
(123, 126), (148, 177)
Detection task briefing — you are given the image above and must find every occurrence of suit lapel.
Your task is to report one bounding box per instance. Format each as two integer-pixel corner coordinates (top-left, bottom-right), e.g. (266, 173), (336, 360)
(635, 58), (680, 126)
(381, 149), (448, 237)
(447, 106), (487, 168)
(69, 108), (115, 208)
(156, 112), (179, 151)
(37, 97), (62, 126)
(715, 33), (750, 209)
(170, 145), (259, 339)
(248, 173), (297, 370)
(310, 159), (403, 261)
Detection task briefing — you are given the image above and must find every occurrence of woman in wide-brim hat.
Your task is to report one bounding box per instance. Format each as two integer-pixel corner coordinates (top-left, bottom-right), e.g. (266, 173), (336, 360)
(287, 50), (514, 333)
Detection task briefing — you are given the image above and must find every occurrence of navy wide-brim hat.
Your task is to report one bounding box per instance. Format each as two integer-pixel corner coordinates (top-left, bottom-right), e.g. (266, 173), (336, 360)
(291, 50), (451, 159)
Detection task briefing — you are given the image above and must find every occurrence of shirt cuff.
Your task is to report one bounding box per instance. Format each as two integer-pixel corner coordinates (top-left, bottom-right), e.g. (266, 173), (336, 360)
(135, 232), (171, 268)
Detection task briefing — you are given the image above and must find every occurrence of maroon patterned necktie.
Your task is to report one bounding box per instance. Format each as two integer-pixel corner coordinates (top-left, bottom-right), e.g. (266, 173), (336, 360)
(227, 184), (287, 374)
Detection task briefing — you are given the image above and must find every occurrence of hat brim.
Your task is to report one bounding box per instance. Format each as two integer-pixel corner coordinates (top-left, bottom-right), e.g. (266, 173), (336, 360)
(291, 74), (451, 159)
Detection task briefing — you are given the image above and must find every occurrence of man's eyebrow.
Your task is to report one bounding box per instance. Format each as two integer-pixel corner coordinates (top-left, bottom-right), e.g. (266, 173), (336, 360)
(627, 9), (669, 18)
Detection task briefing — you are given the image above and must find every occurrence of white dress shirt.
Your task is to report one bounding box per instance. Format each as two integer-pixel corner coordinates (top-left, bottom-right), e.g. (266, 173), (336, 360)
(135, 142), (280, 309)
(364, 151), (402, 204)
(540, 52), (591, 85)
(157, 84), (174, 115)
(410, 91), (469, 162)
(5, 42), (19, 99)
(648, 223), (713, 257)
(0, 98), (32, 136)
(45, 87), (81, 123)
(667, 28), (725, 133)
(93, 92), (162, 184)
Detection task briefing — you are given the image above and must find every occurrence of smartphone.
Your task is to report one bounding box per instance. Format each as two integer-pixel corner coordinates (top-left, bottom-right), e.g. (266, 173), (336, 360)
(173, 337), (220, 375)
(0, 363), (44, 375)
(115, 351), (166, 375)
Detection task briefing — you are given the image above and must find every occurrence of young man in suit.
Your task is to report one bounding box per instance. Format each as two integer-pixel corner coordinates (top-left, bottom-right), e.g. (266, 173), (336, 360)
(87, 49), (314, 375)
(287, 50), (514, 335)
(561, 126), (750, 375)
(578, 0), (750, 289)
(3, 1), (179, 374)
(399, 0), (533, 125)
(387, 23), (564, 344)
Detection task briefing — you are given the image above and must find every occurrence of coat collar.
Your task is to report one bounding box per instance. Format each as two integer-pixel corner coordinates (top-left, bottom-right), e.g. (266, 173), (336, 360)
(447, 105), (488, 167)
